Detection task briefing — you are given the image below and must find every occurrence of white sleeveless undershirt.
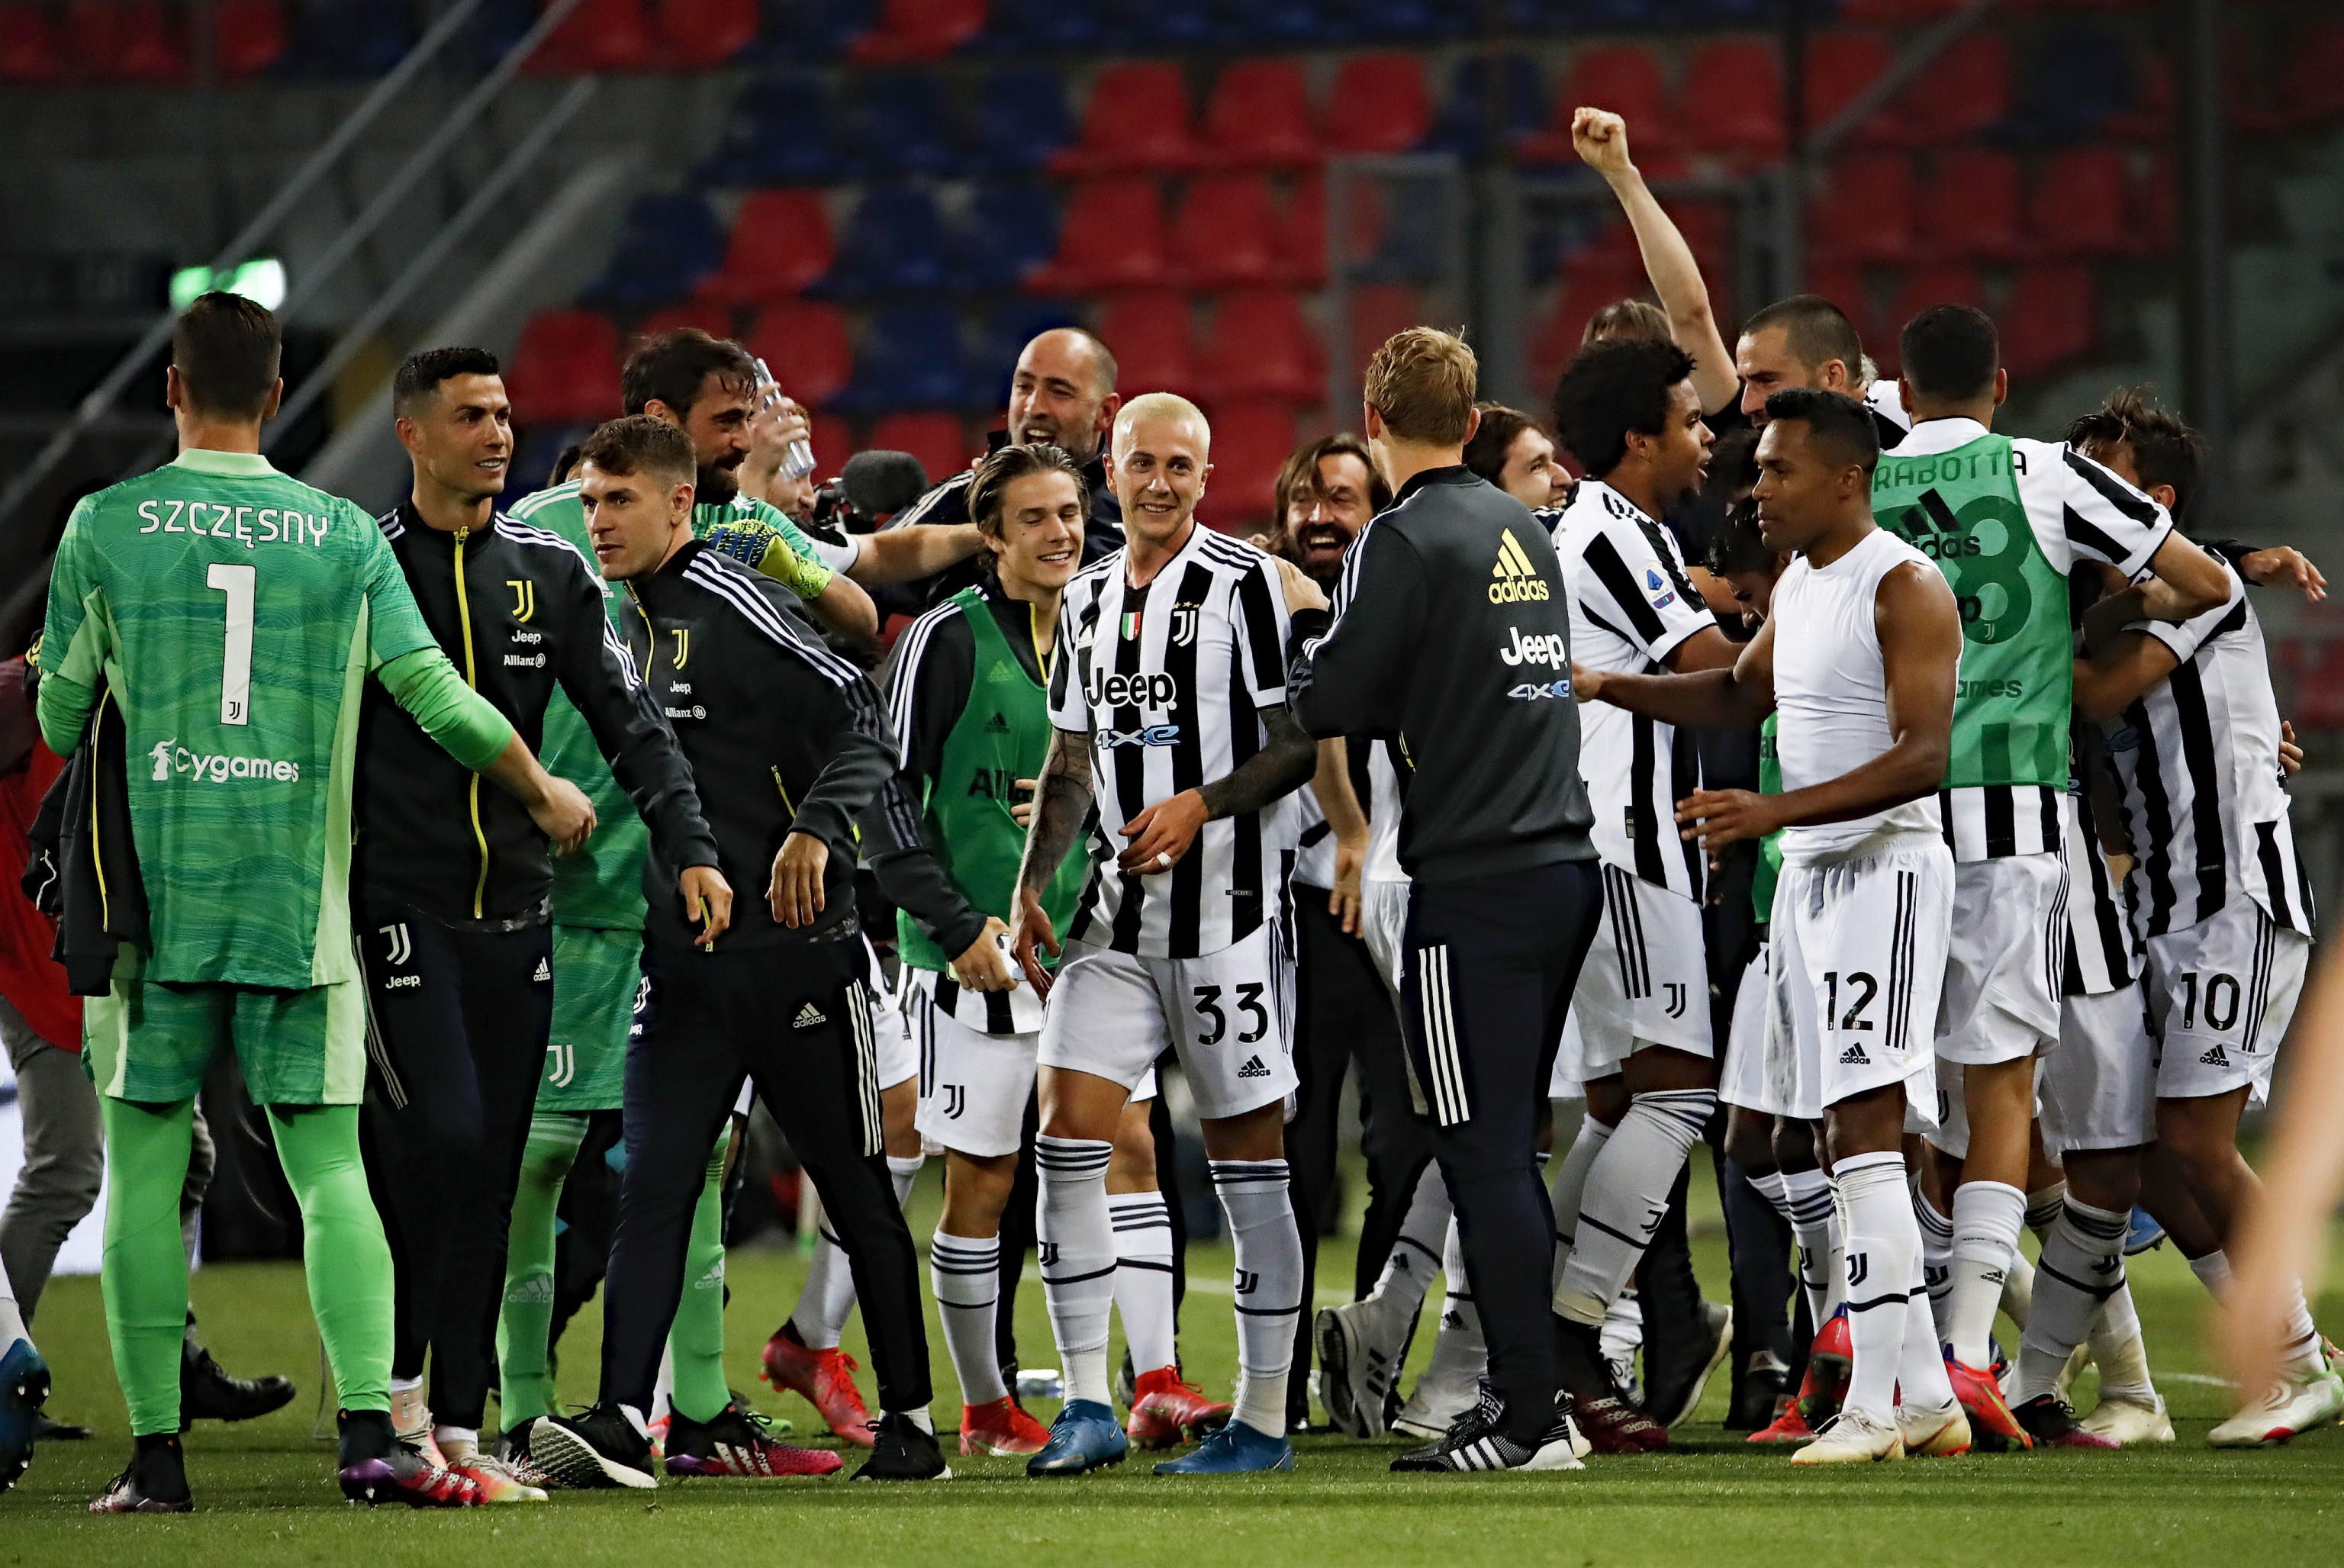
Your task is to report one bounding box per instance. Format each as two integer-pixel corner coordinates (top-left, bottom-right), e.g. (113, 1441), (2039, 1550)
(1771, 526), (1950, 863)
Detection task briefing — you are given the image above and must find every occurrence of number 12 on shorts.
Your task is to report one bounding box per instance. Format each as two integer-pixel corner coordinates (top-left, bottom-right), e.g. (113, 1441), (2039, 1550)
(1824, 971), (1877, 1032)
(1193, 983), (1268, 1047)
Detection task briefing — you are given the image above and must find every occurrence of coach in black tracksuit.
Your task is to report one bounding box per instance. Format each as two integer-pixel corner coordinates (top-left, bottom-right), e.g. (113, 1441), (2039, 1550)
(1288, 332), (1602, 1463)
(533, 415), (945, 1486)
(353, 353), (718, 1449)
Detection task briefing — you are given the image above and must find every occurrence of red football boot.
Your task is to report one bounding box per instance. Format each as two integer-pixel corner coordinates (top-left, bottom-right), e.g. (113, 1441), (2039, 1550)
(663, 1402), (846, 1477)
(1125, 1367), (1232, 1450)
(1799, 1310), (1853, 1429)
(761, 1325), (876, 1447)
(959, 1396), (1051, 1457)
(1747, 1394), (1814, 1444)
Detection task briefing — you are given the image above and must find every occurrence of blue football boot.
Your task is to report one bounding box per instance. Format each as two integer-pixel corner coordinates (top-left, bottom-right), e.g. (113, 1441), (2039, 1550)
(0, 1338), (50, 1494)
(1152, 1419), (1293, 1475)
(1026, 1399), (1128, 1477)
(2123, 1206), (2166, 1256)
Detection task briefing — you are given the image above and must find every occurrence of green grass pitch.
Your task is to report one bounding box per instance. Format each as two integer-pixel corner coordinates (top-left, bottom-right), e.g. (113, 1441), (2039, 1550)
(6, 1154), (2341, 1566)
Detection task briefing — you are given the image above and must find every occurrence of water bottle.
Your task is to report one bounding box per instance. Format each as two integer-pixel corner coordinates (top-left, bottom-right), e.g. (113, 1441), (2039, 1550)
(753, 356), (818, 480)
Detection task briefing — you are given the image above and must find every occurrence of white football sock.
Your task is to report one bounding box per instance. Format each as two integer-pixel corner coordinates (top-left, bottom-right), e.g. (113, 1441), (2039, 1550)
(1212, 1159), (1300, 1438)
(1947, 1180), (2026, 1367)
(1897, 1245), (1956, 1412)
(2088, 1280), (2155, 1402)
(2189, 1252), (2322, 1375)
(887, 1153), (924, 1206)
(792, 1222), (856, 1350)
(1835, 1151), (1918, 1423)
(2188, 1248), (2233, 1298)
(1108, 1191), (1177, 1373)
(1826, 1176), (1850, 1318)
(2001, 1248), (2034, 1330)
(1418, 1215), (1487, 1393)
(1913, 1183), (1954, 1341)
(1035, 1136), (1116, 1408)
(0, 1274), (26, 1348)
(1554, 1088), (1713, 1325)
(1750, 1167), (1795, 1225)
(1546, 1114), (1614, 1281)
(1781, 1166), (1837, 1331)
(2013, 1198), (2128, 1404)
(2024, 1182), (2068, 1235)
(929, 1229), (1008, 1406)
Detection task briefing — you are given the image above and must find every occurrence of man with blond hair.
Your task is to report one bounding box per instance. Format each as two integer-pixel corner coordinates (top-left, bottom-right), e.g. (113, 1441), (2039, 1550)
(1289, 329), (1605, 1473)
(1009, 393), (1325, 1477)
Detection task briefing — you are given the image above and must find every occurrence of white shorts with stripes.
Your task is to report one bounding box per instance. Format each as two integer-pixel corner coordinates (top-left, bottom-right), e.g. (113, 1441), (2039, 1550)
(1567, 862), (1712, 1080)
(866, 946), (919, 1091)
(1768, 839), (1953, 1123)
(2143, 897), (2310, 1105)
(910, 968), (1154, 1157)
(1719, 942), (1782, 1114)
(1936, 852), (2066, 1067)
(2039, 983), (2155, 1157)
(1038, 921), (1294, 1122)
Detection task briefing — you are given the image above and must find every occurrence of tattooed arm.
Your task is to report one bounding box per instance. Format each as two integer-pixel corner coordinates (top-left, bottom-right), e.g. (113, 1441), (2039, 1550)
(1010, 725), (1095, 993)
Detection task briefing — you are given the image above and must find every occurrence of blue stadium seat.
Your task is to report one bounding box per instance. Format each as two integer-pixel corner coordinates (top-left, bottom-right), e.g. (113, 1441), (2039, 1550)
(742, 0), (873, 63)
(817, 184), (955, 298)
(1421, 53), (1546, 158)
(1208, 0), (1331, 46)
(974, 298), (1083, 404)
(974, 0), (1112, 53)
(955, 183), (1061, 291)
(284, 0), (415, 77)
(693, 72), (845, 186)
(842, 69), (961, 179)
(458, 0), (533, 70)
(1354, 173), (1453, 284)
(579, 193), (726, 310)
(970, 64), (1073, 171)
(834, 303), (973, 412)
(1998, 23), (2132, 146)
(1107, 0), (1213, 49)
(1344, 0), (1460, 41)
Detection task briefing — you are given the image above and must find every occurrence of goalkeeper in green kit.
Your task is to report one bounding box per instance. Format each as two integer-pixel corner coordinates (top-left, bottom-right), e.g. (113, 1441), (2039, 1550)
(35, 294), (594, 1514)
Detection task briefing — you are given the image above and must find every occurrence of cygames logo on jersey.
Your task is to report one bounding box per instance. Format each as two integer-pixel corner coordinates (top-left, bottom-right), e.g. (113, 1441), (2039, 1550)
(1498, 626), (1569, 669)
(148, 739), (299, 784)
(1488, 529), (1550, 603)
(1087, 668), (1180, 709)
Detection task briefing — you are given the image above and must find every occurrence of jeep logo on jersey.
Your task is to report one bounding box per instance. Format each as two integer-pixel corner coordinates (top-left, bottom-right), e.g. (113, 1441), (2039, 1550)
(148, 739), (300, 784)
(1487, 528), (1550, 603)
(1087, 668), (1180, 709)
(1499, 626), (1569, 669)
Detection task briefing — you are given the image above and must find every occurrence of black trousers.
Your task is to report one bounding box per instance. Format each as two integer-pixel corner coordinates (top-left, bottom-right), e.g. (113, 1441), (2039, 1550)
(1285, 885), (1434, 1414)
(602, 936), (931, 1415)
(356, 897), (553, 1431)
(1399, 858), (1602, 1432)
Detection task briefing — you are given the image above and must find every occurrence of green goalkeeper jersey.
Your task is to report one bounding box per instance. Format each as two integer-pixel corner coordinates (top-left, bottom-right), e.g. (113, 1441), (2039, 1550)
(506, 480), (844, 929)
(37, 449), (443, 989)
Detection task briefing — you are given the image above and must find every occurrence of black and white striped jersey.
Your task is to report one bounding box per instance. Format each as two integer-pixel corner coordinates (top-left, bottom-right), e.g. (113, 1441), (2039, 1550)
(1892, 418), (2176, 861)
(1047, 523), (1296, 958)
(2061, 775), (2137, 996)
(1550, 478), (1713, 899)
(1293, 733), (1379, 890)
(1363, 737), (1409, 884)
(2101, 564), (2315, 940)
(1863, 379), (1913, 449)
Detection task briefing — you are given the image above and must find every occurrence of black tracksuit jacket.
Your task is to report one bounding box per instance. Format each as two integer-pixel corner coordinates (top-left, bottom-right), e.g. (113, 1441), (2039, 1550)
(617, 539), (897, 953)
(1287, 465), (1595, 884)
(354, 503), (716, 926)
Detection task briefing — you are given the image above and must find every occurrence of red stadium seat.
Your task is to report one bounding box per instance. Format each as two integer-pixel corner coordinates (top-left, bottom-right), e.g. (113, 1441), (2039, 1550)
(214, 0), (285, 78)
(1800, 262), (1871, 343)
(1342, 282), (1424, 385)
(505, 309), (623, 427)
(1096, 289), (1196, 399)
(1877, 264), (1985, 372)
(1530, 249), (1650, 392)
(1170, 173), (1285, 288)
(1196, 399), (1296, 529)
(1325, 53), (1430, 156)
(1052, 62), (1202, 174)
(2105, 51), (2170, 142)
(69, 1), (185, 82)
(1681, 40), (1783, 159)
(868, 412), (972, 483)
(2133, 152), (2175, 254)
(1027, 175), (1170, 293)
(1805, 31), (1898, 145)
(656, 0), (759, 69)
(809, 414), (855, 483)
(532, 0), (657, 74)
(694, 189), (836, 305)
(1916, 147), (2024, 262)
(1522, 43), (1674, 162)
(2275, 23), (2344, 129)
(746, 300), (855, 408)
(2024, 146), (2133, 258)
(1998, 264), (2097, 382)
(1198, 58), (1318, 168)
(848, 0), (985, 65)
(0, 5), (69, 82)
(1891, 31), (2011, 144)
(631, 301), (736, 345)
(1195, 289), (1323, 404)
(1279, 173), (1326, 288)
(1808, 152), (1916, 265)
